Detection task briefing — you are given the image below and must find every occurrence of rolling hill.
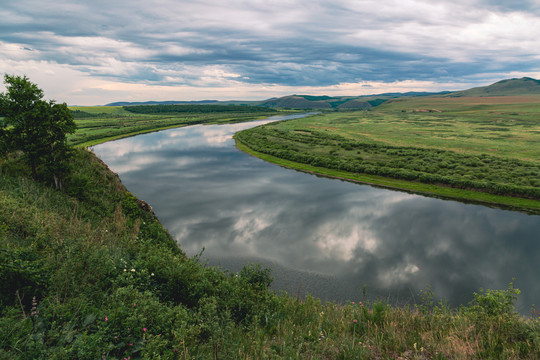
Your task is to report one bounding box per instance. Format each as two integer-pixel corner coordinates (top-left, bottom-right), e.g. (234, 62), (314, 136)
(259, 95), (333, 109)
(106, 100), (220, 106)
(259, 95), (384, 109)
(447, 77), (540, 97)
(103, 77), (540, 109)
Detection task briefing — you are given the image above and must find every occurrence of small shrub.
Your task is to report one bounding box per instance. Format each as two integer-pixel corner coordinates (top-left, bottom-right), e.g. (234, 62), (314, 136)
(0, 246), (48, 309)
(466, 281), (520, 318)
(238, 263), (272, 292)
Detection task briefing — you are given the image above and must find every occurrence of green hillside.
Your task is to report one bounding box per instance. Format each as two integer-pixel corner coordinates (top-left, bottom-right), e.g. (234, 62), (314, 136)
(260, 95), (333, 109)
(448, 77), (540, 97)
(2, 148), (539, 359)
(260, 95), (380, 109)
(259, 77), (540, 109)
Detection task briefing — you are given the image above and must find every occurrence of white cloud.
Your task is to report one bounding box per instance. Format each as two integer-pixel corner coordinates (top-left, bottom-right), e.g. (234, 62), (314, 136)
(1, 0), (540, 104)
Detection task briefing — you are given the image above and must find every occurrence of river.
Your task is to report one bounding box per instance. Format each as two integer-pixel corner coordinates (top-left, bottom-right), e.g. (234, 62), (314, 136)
(92, 113), (540, 315)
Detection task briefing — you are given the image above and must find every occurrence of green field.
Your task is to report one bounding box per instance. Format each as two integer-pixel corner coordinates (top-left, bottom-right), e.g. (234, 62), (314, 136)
(68, 105), (281, 147)
(235, 96), (540, 212)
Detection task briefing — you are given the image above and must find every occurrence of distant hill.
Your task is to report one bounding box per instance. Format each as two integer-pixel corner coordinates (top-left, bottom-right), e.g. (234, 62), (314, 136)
(103, 77), (540, 109)
(105, 92), (450, 109)
(106, 100), (220, 106)
(259, 95), (333, 109)
(336, 99), (372, 109)
(447, 77), (540, 97)
(259, 95), (380, 109)
(258, 92), (452, 109)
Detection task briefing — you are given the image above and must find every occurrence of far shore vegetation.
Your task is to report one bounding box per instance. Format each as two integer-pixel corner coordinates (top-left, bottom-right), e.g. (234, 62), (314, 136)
(67, 104), (283, 147)
(235, 96), (540, 213)
(1, 76), (539, 358)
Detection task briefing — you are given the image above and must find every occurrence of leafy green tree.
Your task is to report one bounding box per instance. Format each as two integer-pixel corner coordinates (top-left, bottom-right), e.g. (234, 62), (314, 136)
(0, 74), (76, 189)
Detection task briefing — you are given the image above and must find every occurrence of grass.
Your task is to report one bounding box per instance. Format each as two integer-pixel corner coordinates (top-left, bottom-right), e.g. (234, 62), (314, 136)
(68, 106), (285, 147)
(234, 96), (540, 213)
(235, 141), (540, 213)
(0, 150), (539, 359)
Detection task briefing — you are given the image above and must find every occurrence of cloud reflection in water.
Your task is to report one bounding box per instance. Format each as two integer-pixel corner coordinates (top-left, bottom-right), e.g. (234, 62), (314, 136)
(93, 116), (540, 314)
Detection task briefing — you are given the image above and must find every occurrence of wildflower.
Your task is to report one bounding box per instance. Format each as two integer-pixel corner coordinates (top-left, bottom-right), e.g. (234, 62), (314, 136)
(151, 272), (154, 276)
(353, 319), (357, 324)
(105, 317), (108, 321)
(124, 269), (127, 272)
(143, 327), (147, 332)
(31, 296), (39, 318)
(131, 268), (136, 272)
(133, 303), (136, 308)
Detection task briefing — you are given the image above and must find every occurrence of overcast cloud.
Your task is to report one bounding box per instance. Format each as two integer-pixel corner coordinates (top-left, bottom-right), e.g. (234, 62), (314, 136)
(1, 0), (540, 104)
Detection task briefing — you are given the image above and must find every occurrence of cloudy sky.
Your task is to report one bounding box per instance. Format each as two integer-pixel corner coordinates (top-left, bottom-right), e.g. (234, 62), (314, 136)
(2, 0), (540, 105)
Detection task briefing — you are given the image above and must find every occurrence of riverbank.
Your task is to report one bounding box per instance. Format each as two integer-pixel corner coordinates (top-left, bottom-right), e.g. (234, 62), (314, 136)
(235, 140), (540, 214)
(233, 107), (540, 214)
(68, 105), (291, 147)
(1, 148), (539, 358)
(94, 113), (539, 315)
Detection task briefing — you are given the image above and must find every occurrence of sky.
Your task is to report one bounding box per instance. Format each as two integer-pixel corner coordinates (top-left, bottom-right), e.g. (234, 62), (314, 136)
(1, 0), (540, 105)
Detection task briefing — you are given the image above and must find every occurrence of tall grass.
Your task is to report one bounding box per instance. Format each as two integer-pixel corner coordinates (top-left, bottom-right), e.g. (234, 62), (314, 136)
(1, 149), (539, 359)
(68, 108), (286, 147)
(235, 103), (540, 212)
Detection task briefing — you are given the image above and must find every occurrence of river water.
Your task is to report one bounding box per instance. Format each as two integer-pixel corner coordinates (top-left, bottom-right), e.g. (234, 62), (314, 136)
(93, 114), (540, 314)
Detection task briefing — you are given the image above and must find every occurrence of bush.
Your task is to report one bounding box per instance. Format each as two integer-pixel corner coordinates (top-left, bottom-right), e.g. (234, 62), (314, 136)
(0, 246), (48, 309)
(466, 281), (520, 318)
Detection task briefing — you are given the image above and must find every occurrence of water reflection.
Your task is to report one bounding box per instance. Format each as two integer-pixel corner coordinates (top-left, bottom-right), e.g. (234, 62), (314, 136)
(93, 114), (540, 314)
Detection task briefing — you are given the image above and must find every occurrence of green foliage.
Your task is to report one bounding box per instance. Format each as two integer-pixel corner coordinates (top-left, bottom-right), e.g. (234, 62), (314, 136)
(0, 246), (49, 308)
(466, 281), (521, 318)
(68, 106), (289, 147)
(0, 75), (76, 189)
(239, 263), (273, 291)
(69, 109), (107, 119)
(123, 103), (277, 114)
(1, 131), (539, 358)
(0, 149), (285, 358)
(235, 109), (540, 201)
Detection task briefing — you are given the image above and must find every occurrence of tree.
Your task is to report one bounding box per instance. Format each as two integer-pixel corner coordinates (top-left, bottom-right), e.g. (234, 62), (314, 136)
(0, 75), (76, 189)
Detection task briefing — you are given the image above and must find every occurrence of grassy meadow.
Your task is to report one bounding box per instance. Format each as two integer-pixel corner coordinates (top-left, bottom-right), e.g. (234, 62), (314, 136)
(1, 148), (539, 359)
(235, 96), (540, 213)
(68, 105), (280, 147)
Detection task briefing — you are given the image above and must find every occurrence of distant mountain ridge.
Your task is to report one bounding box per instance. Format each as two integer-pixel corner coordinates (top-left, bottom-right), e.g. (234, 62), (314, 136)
(257, 92), (450, 109)
(106, 100), (220, 106)
(104, 77), (540, 108)
(260, 95), (334, 109)
(447, 77), (540, 97)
